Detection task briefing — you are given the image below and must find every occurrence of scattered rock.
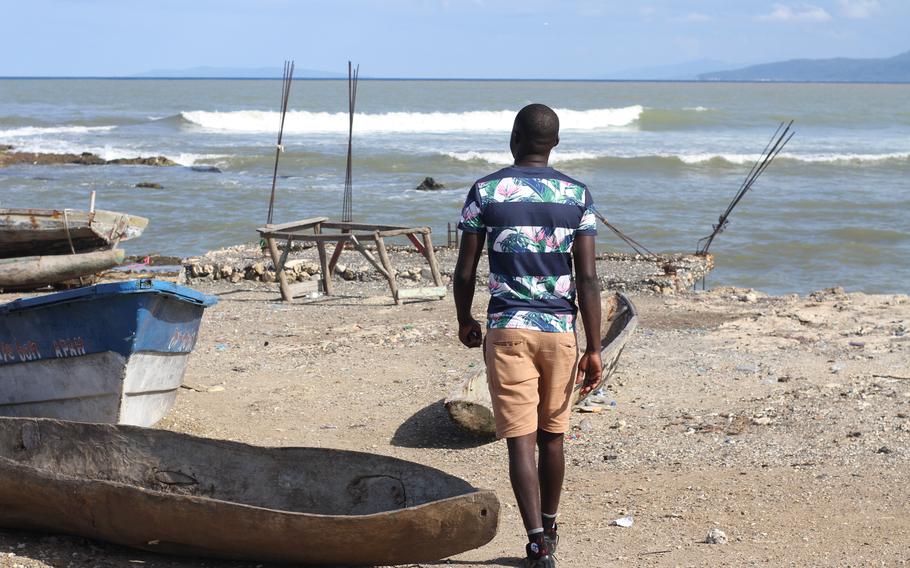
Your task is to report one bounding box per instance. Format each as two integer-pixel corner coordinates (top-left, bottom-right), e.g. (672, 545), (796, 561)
(207, 385), (225, 393)
(416, 176), (445, 191)
(751, 416), (773, 426)
(190, 165), (222, 173)
(876, 446), (892, 454)
(705, 528), (728, 544)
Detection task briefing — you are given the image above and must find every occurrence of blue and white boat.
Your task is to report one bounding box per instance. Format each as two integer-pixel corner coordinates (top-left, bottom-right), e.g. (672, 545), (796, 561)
(0, 280), (216, 426)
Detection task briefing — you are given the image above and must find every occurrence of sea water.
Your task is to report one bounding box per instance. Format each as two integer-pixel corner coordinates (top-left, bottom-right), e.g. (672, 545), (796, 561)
(0, 79), (908, 294)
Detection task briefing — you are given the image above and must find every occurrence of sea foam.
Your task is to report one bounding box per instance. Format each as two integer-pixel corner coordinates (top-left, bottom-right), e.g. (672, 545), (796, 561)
(180, 106), (644, 134)
(0, 125), (117, 137)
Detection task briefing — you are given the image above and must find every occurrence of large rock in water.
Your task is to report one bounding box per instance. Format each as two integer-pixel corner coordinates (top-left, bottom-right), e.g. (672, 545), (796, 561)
(109, 156), (178, 166)
(416, 177), (445, 191)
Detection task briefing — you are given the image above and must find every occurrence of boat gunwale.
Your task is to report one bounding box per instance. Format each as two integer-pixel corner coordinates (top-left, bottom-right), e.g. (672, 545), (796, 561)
(0, 279), (217, 314)
(0, 207), (149, 229)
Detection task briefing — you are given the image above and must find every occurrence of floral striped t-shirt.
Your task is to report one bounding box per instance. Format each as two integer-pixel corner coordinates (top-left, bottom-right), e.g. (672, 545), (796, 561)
(457, 165), (597, 333)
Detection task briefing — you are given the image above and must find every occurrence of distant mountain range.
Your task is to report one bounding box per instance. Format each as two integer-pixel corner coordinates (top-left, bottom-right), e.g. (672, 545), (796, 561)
(602, 59), (745, 81)
(132, 66), (346, 79)
(698, 50), (910, 82)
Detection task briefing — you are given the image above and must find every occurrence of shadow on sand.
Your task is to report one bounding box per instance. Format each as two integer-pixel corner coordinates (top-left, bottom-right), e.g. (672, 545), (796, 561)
(391, 398), (495, 450)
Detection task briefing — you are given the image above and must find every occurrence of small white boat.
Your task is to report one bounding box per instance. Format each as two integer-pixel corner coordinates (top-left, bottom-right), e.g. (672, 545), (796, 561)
(0, 279), (216, 426)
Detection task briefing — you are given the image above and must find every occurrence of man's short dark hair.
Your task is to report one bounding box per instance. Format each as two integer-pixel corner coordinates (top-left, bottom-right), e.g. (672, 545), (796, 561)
(514, 104), (559, 145)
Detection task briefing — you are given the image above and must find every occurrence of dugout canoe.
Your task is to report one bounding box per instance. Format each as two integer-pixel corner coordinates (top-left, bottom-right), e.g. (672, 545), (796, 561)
(0, 208), (148, 259)
(0, 249), (124, 289)
(445, 292), (638, 437)
(0, 280), (216, 426)
(0, 417), (500, 565)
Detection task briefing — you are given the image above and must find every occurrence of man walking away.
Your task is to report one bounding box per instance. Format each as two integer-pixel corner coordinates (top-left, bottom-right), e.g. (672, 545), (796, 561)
(454, 103), (603, 567)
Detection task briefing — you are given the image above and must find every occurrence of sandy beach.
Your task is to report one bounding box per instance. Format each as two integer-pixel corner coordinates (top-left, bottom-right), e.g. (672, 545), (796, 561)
(0, 247), (907, 567)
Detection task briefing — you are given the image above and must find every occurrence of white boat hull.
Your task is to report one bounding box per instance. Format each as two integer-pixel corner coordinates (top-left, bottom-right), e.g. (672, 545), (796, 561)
(0, 351), (189, 426)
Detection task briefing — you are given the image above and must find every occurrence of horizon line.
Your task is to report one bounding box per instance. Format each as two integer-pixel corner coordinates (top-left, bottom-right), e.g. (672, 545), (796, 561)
(1, 76), (910, 84)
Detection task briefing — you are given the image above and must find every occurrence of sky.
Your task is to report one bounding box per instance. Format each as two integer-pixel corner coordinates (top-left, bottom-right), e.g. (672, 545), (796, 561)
(2, 0), (908, 78)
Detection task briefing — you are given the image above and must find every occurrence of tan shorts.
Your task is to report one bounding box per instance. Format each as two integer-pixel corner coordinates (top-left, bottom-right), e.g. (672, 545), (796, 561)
(484, 328), (578, 439)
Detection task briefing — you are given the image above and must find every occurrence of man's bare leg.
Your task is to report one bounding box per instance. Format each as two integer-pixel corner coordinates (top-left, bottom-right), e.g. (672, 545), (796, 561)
(537, 429), (565, 530)
(507, 432), (543, 537)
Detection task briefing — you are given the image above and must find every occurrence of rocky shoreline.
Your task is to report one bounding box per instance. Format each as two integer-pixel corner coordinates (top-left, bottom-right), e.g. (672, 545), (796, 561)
(181, 242), (715, 295)
(0, 145), (178, 168)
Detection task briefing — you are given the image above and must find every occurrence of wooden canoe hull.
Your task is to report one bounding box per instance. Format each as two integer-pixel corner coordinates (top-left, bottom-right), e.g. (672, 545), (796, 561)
(0, 418), (499, 565)
(0, 208), (149, 259)
(445, 292), (639, 437)
(0, 249), (125, 288)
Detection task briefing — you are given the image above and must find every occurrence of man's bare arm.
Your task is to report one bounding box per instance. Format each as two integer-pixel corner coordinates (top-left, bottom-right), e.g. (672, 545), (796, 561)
(453, 231), (486, 348)
(573, 235), (602, 393)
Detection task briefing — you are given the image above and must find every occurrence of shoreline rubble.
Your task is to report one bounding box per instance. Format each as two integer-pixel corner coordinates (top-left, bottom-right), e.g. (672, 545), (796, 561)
(180, 243), (715, 295)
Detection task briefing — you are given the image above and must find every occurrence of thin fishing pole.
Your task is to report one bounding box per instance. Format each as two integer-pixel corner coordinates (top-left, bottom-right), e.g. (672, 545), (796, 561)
(267, 60), (294, 225)
(342, 61), (359, 222)
(697, 121), (794, 255)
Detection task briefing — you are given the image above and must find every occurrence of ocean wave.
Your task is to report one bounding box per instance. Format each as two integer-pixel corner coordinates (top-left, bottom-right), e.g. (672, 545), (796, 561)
(179, 106), (644, 134)
(0, 125), (117, 137)
(441, 150), (910, 167)
(442, 150), (604, 165)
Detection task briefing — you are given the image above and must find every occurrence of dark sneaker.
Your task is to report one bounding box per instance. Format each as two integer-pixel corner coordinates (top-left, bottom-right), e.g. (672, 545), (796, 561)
(543, 524), (559, 556)
(523, 541), (556, 568)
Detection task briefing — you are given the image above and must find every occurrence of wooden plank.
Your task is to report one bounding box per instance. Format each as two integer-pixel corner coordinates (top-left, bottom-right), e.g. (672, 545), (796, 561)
(321, 221), (411, 232)
(262, 233), (370, 243)
(374, 233), (400, 305)
(287, 280), (320, 298)
(422, 232), (444, 287)
(377, 227), (431, 238)
(255, 217), (328, 236)
(396, 286), (446, 300)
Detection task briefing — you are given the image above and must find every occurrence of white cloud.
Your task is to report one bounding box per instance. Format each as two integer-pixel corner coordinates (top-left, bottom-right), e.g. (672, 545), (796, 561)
(838, 0), (879, 19)
(757, 3), (832, 22)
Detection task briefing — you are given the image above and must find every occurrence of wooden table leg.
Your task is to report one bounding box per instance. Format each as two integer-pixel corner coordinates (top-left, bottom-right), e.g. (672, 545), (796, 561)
(317, 240), (333, 295)
(374, 232), (400, 304)
(266, 236), (292, 301)
(421, 232), (444, 287)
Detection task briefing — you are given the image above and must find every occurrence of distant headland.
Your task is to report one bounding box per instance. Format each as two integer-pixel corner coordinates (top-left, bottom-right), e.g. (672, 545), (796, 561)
(698, 50), (910, 83)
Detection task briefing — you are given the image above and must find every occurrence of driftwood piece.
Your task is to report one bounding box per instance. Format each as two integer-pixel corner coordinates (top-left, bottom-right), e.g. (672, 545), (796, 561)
(397, 286), (446, 300)
(0, 249), (125, 289)
(444, 293), (639, 437)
